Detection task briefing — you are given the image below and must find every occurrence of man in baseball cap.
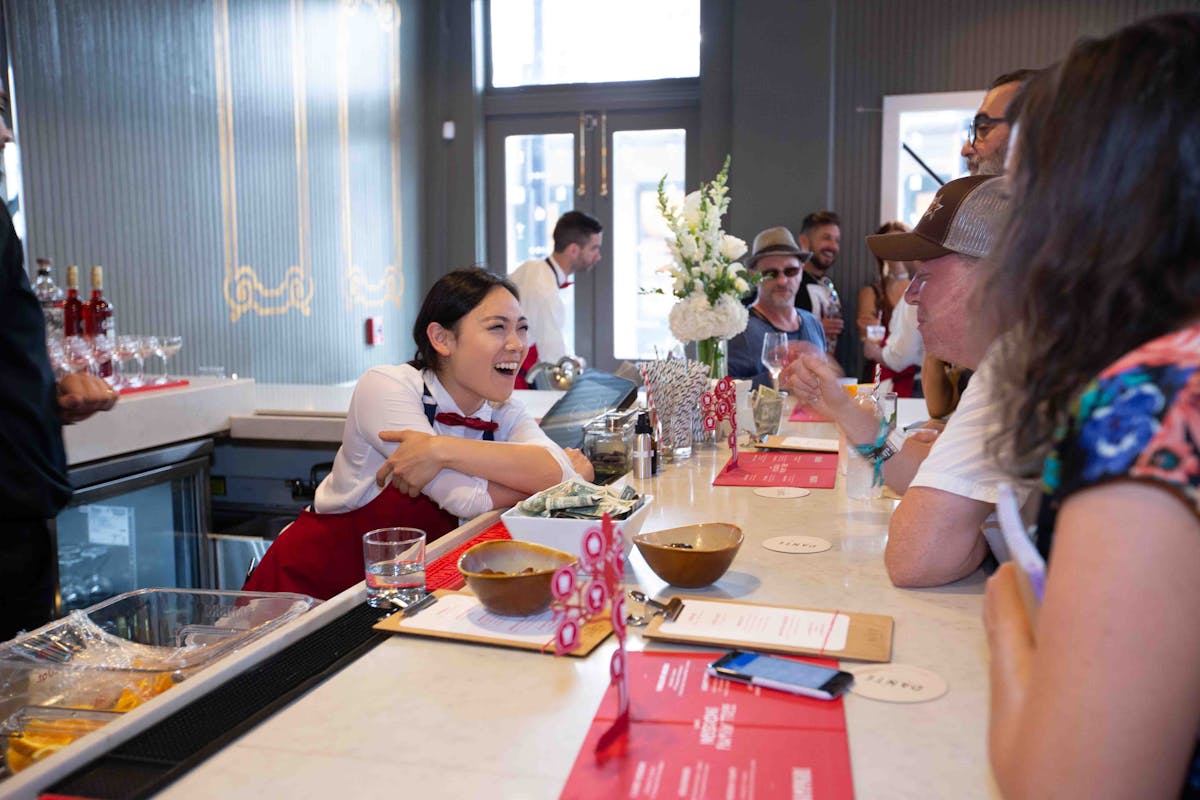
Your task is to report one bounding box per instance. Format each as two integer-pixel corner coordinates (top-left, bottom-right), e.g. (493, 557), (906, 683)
(783, 174), (1035, 587)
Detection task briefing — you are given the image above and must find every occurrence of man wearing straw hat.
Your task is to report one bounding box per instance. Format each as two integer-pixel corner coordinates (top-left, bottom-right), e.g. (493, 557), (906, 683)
(727, 227), (825, 386)
(783, 175), (1036, 588)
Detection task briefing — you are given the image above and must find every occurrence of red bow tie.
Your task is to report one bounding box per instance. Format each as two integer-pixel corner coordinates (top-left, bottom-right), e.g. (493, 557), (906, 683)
(559, 280), (573, 289)
(435, 412), (499, 432)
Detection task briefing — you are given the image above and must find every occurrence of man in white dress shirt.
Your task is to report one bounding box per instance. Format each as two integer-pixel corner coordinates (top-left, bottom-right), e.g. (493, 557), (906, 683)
(508, 211), (603, 389)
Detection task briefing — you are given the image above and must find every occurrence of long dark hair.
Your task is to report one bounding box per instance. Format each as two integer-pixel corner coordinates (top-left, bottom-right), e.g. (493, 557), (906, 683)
(411, 267), (520, 371)
(989, 13), (1200, 475)
(872, 220), (909, 279)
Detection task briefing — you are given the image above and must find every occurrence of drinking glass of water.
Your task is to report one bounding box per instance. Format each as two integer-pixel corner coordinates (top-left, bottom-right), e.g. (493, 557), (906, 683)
(363, 527), (427, 608)
(760, 331), (789, 388)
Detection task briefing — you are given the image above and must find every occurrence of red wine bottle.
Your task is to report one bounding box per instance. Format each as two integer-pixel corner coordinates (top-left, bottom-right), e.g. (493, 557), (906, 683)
(85, 265), (114, 339)
(63, 265), (84, 337)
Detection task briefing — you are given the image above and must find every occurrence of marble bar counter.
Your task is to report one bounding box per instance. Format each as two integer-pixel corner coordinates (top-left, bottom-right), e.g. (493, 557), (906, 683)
(154, 429), (994, 798)
(62, 377), (256, 466)
(40, 403), (987, 800)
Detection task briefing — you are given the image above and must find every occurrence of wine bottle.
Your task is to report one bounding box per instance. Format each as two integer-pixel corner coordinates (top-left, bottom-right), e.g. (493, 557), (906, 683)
(33, 257), (64, 340)
(85, 265), (114, 339)
(63, 265), (84, 338)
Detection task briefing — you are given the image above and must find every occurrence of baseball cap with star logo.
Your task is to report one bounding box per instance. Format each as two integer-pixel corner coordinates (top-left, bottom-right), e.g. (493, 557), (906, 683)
(867, 175), (1010, 262)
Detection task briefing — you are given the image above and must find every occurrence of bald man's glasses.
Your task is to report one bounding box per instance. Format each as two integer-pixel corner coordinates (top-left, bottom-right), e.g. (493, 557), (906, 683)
(968, 114), (1007, 146)
(759, 266), (802, 281)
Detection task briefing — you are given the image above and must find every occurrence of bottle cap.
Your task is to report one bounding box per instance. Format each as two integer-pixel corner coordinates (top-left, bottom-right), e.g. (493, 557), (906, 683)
(635, 410), (652, 433)
(66, 265), (79, 287)
(91, 265), (104, 289)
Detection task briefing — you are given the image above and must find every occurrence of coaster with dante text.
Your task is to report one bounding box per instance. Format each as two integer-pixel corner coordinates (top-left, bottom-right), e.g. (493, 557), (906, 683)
(848, 664), (948, 703)
(761, 535), (832, 554)
(753, 487), (811, 499)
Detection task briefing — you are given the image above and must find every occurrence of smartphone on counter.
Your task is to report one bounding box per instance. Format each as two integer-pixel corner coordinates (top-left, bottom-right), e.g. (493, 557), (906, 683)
(708, 650), (854, 700)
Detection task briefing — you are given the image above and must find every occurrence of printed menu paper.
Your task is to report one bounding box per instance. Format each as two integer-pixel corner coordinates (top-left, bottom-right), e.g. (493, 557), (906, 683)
(561, 651), (853, 799)
(755, 435), (839, 452)
(642, 596), (894, 663)
(712, 451), (837, 489)
(395, 593), (558, 644)
(375, 591), (611, 656)
(657, 599), (850, 652)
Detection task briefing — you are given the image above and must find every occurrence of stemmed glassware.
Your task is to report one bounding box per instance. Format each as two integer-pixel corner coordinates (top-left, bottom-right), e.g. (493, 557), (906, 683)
(64, 336), (98, 376)
(115, 335), (143, 387)
(761, 331), (790, 389)
(155, 335), (183, 383)
(137, 336), (160, 383)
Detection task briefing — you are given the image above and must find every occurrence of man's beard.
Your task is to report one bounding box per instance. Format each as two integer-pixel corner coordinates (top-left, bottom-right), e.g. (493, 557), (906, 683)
(973, 150), (1006, 176)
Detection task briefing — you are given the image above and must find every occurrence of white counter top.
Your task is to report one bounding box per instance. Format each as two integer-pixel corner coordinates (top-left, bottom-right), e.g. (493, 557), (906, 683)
(63, 377), (256, 465)
(176, 412), (989, 798)
(230, 385), (567, 443)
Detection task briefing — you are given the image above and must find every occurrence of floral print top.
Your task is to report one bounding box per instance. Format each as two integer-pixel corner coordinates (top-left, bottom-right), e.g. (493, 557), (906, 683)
(1035, 324), (1200, 561)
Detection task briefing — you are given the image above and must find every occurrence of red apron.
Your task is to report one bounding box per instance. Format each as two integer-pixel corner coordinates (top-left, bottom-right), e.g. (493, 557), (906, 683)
(242, 485), (457, 600)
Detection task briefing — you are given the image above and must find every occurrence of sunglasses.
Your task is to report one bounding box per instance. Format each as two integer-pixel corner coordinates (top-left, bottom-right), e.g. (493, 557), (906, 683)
(760, 266), (802, 280)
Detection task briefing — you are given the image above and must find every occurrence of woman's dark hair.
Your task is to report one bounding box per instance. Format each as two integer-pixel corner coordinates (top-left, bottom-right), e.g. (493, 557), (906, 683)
(872, 220), (909, 277)
(410, 267), (520, 371)
(988, 13), (1200, 475)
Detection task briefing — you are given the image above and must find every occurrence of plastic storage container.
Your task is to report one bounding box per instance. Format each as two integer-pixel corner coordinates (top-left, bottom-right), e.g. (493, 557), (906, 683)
(0, 589), (316, 744)
(3, 706), (120, 774)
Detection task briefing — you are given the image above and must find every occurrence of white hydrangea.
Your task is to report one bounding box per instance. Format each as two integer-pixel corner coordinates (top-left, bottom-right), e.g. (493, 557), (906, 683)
(668, 291), (750, 343)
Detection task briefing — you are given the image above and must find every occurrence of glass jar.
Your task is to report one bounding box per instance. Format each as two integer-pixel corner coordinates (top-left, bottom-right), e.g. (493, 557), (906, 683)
(582, 409), (638, 483)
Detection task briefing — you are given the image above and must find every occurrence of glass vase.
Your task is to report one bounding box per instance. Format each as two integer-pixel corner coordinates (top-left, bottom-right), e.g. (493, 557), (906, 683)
(695, 336), (729, 380)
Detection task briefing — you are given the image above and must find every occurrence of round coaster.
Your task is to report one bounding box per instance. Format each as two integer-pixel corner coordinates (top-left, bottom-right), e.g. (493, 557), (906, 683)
(753, 487), (811, 499)
(761, 535), (831, 554)
(848, 664), (948, 703)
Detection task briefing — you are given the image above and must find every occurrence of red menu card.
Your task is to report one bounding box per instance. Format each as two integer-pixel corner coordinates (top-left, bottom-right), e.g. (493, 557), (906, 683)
(561, 651), (853, 799)
(713, 451), (837, 489)
(789, 405), (831, 422)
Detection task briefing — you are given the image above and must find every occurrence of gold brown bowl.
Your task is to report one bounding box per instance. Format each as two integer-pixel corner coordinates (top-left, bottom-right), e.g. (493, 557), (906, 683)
(633, 523), (744, 588)
(457, 540), (577, 617)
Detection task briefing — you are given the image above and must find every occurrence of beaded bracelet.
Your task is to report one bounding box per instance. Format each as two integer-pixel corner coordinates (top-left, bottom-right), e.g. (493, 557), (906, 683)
(851, 416), (895, 487)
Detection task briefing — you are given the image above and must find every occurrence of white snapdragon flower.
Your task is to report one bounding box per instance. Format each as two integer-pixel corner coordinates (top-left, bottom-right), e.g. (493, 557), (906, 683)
(719, 235), (747, 261)
(734, 276), (749, 294)
(678, 234), (699, 261)
(682, 191), (703, 227)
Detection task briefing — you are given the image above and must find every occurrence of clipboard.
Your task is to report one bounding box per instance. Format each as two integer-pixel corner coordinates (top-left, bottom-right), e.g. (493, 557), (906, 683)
(754, 435), (839, 452)
(640, 595), (893, 663)
(373, 590), (612, 657)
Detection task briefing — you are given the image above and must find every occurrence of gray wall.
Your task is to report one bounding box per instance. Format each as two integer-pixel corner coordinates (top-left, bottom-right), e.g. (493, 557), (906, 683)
(425, 0), (1200, 377)
(5, 0), (427, 383)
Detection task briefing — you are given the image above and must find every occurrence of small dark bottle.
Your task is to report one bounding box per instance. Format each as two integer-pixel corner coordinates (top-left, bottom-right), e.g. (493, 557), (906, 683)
(63, 265), (84, 337)
(85, 265), (114, 339)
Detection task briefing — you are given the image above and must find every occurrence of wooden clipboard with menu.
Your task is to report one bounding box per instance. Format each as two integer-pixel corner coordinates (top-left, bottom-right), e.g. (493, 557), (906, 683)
(641, 595), (893, 663)
(373, 590), (611, 657)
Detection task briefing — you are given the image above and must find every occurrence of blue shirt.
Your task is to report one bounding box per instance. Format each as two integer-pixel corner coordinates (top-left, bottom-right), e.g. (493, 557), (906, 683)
(727, 306), (826, 387)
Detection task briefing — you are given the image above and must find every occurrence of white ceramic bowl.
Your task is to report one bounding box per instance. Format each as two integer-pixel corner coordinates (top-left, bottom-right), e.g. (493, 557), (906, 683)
(500, 494), (654, 561)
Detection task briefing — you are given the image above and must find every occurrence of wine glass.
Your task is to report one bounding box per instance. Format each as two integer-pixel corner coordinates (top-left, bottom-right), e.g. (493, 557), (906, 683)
(136, 336), (159, 383)
(820, 277), (842, 355)
(115, 335), (143, 387)
(155, 335), (183, 384)
(761, 331), (790, 389)
(64, 336), (97, 375)
(91, 334), (115, 385)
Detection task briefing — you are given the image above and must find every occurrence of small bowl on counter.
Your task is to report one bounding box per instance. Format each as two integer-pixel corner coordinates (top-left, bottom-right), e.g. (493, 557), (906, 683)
(457, 540), (577, 617)
(633, 523), (744, 588)
(500, 494), (654, 562)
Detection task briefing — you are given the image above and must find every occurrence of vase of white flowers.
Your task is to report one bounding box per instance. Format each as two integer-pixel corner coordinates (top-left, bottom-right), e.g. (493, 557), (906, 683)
(655, 156), (752, 379)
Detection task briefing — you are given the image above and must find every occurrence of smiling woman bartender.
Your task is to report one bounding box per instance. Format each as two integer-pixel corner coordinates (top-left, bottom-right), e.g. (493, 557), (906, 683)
(244, 268), (592, 600)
